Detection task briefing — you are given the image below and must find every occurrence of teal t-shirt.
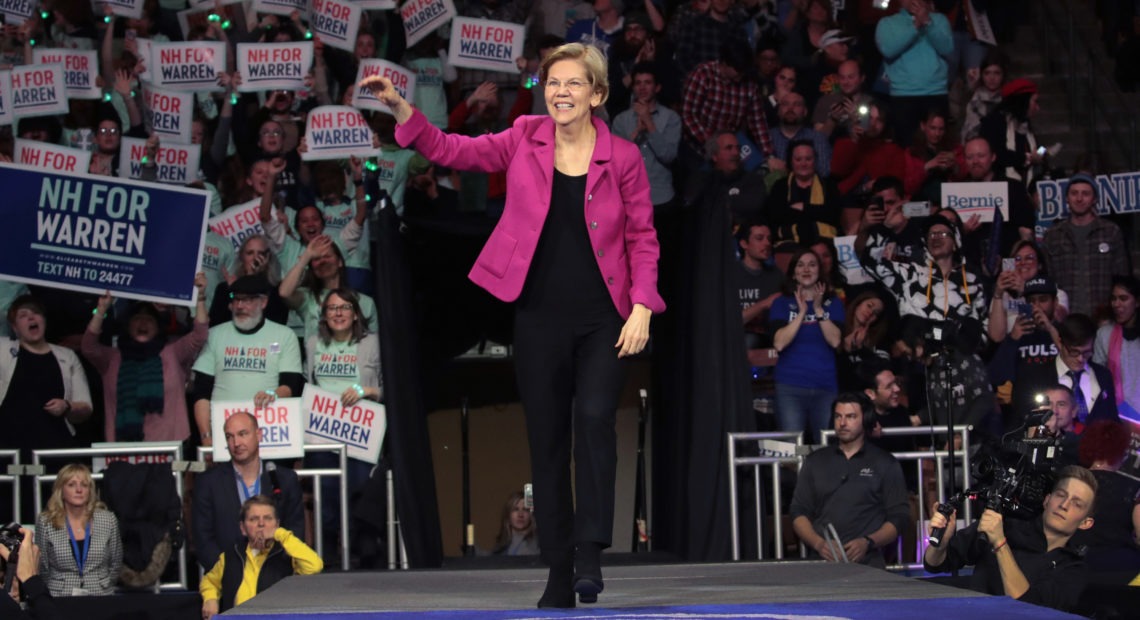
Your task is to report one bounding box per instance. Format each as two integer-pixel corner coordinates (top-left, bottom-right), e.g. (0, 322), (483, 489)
(406, 56), (449, 129)
(192, 320), (302, 401)
(315, 199), (370, 270)
(198, 230), (234, 317)
(309, 338), (363, 394)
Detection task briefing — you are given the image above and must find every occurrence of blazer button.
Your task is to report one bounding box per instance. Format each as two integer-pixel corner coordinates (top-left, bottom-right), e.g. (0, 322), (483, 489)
(597, 249), (604, 257)
(607, 277), (614, 285)
(590, 221), (598, 229)
(588, 194), (593, 201)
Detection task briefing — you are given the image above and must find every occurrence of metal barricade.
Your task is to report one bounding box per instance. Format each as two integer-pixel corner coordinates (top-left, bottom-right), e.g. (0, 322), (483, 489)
(1, 450), (21, 524)
(729, 426), (976, 565)
(32, 444), (189, 591)
(196, 444), (351, 571)
(727, 431), (805, 561)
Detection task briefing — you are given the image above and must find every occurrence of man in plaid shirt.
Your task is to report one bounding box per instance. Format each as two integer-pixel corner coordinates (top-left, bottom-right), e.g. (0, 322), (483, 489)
(681, 44), (774, 172)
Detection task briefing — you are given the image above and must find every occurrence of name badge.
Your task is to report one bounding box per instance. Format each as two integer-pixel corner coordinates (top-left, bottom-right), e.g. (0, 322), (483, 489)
(1098, 242), (1110, 253)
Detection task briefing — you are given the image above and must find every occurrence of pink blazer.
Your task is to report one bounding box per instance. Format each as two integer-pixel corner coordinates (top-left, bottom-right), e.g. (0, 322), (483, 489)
(395, 110), (666, 320)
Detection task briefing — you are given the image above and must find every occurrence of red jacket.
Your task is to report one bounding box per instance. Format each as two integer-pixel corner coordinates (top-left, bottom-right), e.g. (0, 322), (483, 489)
(395, 109), (665, 319)
(831, 137), (907, 195)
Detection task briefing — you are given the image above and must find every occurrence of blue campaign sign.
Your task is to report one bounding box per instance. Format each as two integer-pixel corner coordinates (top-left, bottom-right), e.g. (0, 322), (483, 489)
(0, 163), (209, 306)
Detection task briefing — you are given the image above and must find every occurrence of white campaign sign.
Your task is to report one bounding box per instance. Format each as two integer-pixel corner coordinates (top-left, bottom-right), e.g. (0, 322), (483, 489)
(834, 235), (872, 285)
(356, 0), (396, 7)
(448, 17), (524, 73)
(351, 59), (415, 114)
(0, 70), (11, 126)
(103, 0), (146, 19)
(941, 182), (1009, 224)
(0, 0), (35, 25)
(400, 0), (456, 48)
(301, 384), (386, 464)
(150, 41), (227, 92)
(310, 0), (362, 53)
(10, 64), (69, 120)
(237, 42), (314, 92)
(14, 138), (91, 174)
(209, 199), (266, 251)
(118, 138), (202, 185)
(141, 82), (194, 144)
(302, 105), (379, 161)
(91, 441), (181, 472)
(210, 399), (305, 461)
(253, 0), (307, 16)
(32, 49), (100, 99)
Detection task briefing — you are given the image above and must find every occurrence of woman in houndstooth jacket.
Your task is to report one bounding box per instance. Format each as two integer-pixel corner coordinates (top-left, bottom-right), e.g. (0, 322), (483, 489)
(34, 463), (122, 596)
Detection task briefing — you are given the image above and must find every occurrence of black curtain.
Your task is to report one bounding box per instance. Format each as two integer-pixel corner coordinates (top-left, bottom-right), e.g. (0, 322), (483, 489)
(374, 204), (444, 568)
(652, 174), (757, 561)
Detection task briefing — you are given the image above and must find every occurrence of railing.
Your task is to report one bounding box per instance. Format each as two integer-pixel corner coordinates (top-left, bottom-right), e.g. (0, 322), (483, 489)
(1038, 0), (1138, 170)
(1, 450), (20, 525)
(197, 444), (352, 571)
(729, 426), (975, 569)
(31, 444), (190, 591)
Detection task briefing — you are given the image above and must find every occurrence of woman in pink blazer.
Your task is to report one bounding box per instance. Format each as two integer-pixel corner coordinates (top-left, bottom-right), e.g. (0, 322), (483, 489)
(363, 43), (664, 608)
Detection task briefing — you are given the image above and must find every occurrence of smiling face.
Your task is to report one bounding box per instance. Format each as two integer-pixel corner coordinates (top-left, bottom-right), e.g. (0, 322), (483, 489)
(1067, 182), (1096, 218)
(323, 292), (356, 338)
(837, 60), (862, 95)
(247, 160), (273, 195)
(240, 237), (271, 274)
(790, 144), (816, 179)
(544, 59), (601, 130)
(355, 32), (375, 60)
(964, 137), (995, 180)
(258, 121), (285, 154)
(794, 252), (820, 288)
(854, 297), (884, 327)
(1111, 284), (1138, 327)
(96, 120), (121, 154)
(1012, 244), (1040, 280)
(230, 293), (267, 330)
(295, 206), (325, 243)
(310, 245), (343, 281)
(868, 369), (900, 411)
(11, 305), (46, 346)
(926, 223), (954, 259)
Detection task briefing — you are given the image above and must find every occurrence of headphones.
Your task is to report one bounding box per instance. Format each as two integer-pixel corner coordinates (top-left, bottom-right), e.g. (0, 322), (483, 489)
(834, 392), (876, 432)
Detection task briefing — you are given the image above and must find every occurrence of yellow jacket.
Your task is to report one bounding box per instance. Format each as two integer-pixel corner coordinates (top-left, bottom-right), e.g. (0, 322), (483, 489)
(200, 528), (322, 608)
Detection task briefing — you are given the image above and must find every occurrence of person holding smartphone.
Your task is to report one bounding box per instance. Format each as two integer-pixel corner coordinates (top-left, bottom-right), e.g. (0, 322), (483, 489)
(987, 240), (1071, 343)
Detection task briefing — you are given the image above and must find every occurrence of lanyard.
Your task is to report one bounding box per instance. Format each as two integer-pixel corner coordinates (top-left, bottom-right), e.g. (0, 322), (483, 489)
(66, 519), (92, 578)
(238, 471), (261, 501)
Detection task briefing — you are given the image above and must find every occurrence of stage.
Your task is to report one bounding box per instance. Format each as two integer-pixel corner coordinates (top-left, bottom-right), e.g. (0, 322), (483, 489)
(220, 560), (1081, 619)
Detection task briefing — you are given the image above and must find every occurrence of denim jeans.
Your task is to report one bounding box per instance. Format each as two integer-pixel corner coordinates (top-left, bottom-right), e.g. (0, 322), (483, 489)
(774, 383), (836, 444)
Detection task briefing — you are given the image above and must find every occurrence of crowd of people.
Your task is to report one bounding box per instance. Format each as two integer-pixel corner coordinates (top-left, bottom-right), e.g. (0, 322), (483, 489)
(0, 0), (1137, 615)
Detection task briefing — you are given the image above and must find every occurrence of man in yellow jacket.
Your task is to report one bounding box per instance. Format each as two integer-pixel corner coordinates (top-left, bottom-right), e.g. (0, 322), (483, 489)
(201, 494), (322, 618)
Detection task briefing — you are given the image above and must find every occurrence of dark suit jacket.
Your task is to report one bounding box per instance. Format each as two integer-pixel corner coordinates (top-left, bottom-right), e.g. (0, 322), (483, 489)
(191, 461), (303, 570)
(1012, 360), (1120, 430)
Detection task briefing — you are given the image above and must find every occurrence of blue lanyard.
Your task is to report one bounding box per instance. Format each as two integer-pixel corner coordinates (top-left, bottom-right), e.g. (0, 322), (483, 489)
(238, 472), (261, 501)
(66, 519), (92, 578)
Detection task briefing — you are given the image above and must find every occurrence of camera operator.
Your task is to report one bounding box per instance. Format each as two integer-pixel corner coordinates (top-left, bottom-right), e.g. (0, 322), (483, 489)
(923, 465), (1098, 612)
(0, 527), (61, 620)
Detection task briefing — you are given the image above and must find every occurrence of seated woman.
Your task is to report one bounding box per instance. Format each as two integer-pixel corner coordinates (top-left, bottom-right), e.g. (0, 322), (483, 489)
(34, 464), (122, 596)
(836, 288), (892, 391)
(493, 491), (539, 556)
(902, 108), (963, 202)
(81, 274), (209, 442)
(987, 240), (1070, 343)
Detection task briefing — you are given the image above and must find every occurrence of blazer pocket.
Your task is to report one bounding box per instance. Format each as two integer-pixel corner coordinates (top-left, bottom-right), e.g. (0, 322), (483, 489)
(481, 230), (518, 279)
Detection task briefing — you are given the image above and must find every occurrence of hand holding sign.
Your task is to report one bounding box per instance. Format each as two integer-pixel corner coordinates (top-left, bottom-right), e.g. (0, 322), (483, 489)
(359, 75), (411, 123)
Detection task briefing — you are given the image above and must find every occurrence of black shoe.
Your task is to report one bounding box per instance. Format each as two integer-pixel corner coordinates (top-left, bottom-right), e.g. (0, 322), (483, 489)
(573, 542), (604, 604)
(537, 554), (575, 609)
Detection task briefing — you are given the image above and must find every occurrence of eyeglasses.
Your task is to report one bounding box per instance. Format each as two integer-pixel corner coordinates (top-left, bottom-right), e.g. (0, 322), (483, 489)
(98, 127), (120, 135)
(326, 304), (354, 314)
(260, 129), (284, 137)
(229, 294), (265, 305)
(928, 230), (952, 239)
(545, 79), (590, 92)
(1064, 346), (1094, 360)
(1013, 254), (1038, 263)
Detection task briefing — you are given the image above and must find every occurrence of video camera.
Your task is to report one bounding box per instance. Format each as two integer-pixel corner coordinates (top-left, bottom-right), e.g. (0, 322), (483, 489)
(0, 521), (21, 593)
(927, 395), (1063, 546)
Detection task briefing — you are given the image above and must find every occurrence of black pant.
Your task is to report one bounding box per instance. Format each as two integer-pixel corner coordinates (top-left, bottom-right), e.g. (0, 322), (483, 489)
(513, 310), (629, 563)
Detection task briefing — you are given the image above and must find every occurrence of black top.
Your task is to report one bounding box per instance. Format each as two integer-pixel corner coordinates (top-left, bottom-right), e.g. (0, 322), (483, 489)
(517, 170), (613, 321)
(1071, 470), (1140, 574)
(0, 348), (70, 453)
(925, 514), (1089, 612)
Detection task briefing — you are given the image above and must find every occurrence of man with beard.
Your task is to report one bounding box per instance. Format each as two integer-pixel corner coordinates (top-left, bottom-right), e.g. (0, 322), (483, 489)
(191, 274), (304, 450)
(769, 91), (831, 178)
(685, 132), (767, 229)
(611, 63), (680, 208)
(191, 411), (305, 572)
(790, 392), (909, 567)
(606, 12), (674, 118)
(813, 59), (873, 142)
(956, 136), (1035, 272)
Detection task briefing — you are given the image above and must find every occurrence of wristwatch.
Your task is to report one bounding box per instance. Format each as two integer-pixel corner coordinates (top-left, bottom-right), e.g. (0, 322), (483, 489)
(863, 535), (875, 551)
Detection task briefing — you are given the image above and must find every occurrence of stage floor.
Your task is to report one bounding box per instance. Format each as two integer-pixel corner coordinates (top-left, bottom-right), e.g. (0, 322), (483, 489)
(221, 561), (1081, 619)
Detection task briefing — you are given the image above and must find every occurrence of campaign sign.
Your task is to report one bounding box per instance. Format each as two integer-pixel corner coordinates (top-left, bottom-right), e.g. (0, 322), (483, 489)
(91, 441), (181, 472)
(356, 0), (397, 8)
(14, 139), (91, 174)
(253, 0), (307, 16)
(0, 0), (35, 24)
(351, 59), (415, 114)
(32, 49), (100, 100)
(310, 0), (362, 53)
(834, 235), (872, 285)
(102, 0), (146, 19)
(1036, 171), (1140, 222)
(150, 41), (226, 92)
(941, 182), (1009, 224)
(210, 399), (305, 462)
(0, 163), (210, 305)
(141, 83), (193, 144)
(209, 198), (265, 250)
(301, 384), (386, 465)
(302, 105), (378, 161)
(448, 17), (524, 73)
(10, 64), (68, 120)
(400, 0), (455, 48)
(118, 138), (202, 185)
(237, 42), (314, 92)
(136, 38), (153, 82)
(0, 70), (11, 126)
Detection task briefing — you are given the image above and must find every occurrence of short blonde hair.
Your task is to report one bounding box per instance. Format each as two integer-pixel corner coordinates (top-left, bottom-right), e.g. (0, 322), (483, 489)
(42, 463), (107, 529)
(540, 43), (609, 107)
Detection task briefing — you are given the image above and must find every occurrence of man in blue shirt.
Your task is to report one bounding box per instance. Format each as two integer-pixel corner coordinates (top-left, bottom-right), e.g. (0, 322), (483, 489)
(611, 63), (681, 207)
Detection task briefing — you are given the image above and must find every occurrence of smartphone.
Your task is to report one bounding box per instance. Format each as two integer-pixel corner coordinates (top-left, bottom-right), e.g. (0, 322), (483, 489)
(868, 195), (885, 211)
(875, 0), (891, 8)
(902, 201), (931, 218)
(1036, 145), (1046, 156)
(1002, 257), (1017, 273)
(523, 483), (533, 510)
(856, 104), (871, 130)
(1016, 301), (1034, 319)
